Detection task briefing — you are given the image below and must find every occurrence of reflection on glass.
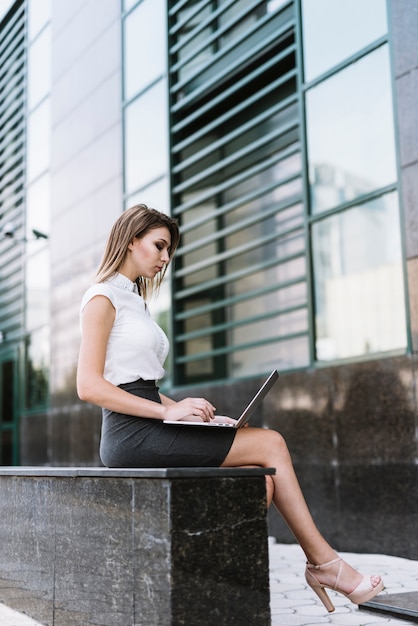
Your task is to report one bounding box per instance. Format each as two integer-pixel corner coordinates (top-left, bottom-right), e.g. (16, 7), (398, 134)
(25, 326), (50, 410)
(27, 98), (51, 182)
(25, 248), (50, 331)
(312, 192), (407, 361)
(123, 0), (167, 101)
(125, 176), (170, 214)
(124, 81), (168, 194)
(26, 174), (50, 243)
(28, 0), (51, 42)
(231, 336), (309, 378)
(123, 0), (138, 13)
(301, 0), (387, 82)
(176, 4), (213, 87)
(306, 46), (397, 214)
(28, 25), (51, 111)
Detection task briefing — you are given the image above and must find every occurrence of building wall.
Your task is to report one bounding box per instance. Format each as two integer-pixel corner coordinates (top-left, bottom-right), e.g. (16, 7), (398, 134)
(160, 0), (418, 559)
(21, 0), (123, 465)
(391, 0), (418, 352)
(16, 0), (418, 558)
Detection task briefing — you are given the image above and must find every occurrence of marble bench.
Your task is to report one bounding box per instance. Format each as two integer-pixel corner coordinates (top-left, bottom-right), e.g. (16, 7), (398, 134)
(0, 466), (274, 626)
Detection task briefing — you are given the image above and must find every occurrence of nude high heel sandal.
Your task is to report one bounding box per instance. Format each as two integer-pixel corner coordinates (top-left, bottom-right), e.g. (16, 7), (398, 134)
(305, 557), (384, 613)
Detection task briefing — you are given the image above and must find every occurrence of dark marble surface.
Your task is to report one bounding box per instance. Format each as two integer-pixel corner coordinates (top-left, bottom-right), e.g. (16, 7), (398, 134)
(18, 353), (418, 561)
(0, 472), (271, 626)
(262, 355), (418, 559)
(0, 466), (274, 478)
(361, 591), (418, 622)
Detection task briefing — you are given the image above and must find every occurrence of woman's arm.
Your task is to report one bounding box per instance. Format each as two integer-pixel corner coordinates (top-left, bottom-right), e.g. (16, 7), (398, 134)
(77, 295), (216, 422)
(77, 295), (166, 418)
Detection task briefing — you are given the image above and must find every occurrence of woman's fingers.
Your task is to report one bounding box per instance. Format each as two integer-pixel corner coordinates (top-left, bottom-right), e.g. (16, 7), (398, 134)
(166, 398), (216, 422)
(187, 398), (215, 421)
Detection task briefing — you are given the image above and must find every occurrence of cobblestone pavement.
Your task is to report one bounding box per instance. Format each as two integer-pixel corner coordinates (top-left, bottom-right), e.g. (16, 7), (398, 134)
(269, 540), (418, 626)
(1, 540), (417, 625)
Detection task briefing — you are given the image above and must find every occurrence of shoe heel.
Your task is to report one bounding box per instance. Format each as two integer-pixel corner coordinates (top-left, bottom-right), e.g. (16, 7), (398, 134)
(310, 583), (335, 613)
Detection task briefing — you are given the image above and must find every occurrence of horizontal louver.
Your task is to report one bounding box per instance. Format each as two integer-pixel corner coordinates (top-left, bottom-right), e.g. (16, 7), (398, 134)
(0, 2), (26, 342)
(169, 0), (308, 383)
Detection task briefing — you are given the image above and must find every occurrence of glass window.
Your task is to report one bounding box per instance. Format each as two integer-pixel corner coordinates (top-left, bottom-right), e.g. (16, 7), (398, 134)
(25, 326), (50, 410)
(26, 174), (50, 243)
(25, 248), (50, 331)
(123, 0), (138, 12)
(312, 192), (407, 361)
(125, 176), (170, 214)
(123, 0), (167, 101)
(28, 25), (51, 112)
(306, 46), (397, 215)
(28, 0), (51, 42)
(124, 81), (169, 194)
(301, 0), (388, 82)
(27, 98), (51, 183)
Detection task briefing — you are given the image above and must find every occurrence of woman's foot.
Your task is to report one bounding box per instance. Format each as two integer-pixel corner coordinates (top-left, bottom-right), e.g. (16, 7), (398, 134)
(305, 557), (384, 612)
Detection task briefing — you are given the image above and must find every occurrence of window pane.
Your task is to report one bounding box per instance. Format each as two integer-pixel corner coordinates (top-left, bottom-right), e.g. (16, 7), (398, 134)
(25, 326), (50, 410)
(27, 98), (51, 182)
(28, 0), (51, 42)
(28, 25), (51, 111)
(301, 0), (387, 82)
(25, 248), (50, 331)
(123, 0), (138, 13)
(231, 336), (308, 378)
(306, 46), (397, 215)
(312, 192), (407, 361)
(125, 176), (170, 214)
(123, 0), (167, 101)
(26, 174), (50, 243)
(124, 81), (169, 194)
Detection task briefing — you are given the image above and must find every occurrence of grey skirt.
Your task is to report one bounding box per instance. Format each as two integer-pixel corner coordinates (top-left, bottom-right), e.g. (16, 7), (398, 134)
(99, 379), (236, 468)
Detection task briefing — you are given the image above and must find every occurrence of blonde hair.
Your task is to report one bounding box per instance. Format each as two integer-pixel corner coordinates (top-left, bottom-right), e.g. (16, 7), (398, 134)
(95, 204), (180, 299)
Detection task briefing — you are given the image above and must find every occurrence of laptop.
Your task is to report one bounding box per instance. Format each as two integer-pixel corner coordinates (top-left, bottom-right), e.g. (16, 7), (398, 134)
(163, 369), (279, 428)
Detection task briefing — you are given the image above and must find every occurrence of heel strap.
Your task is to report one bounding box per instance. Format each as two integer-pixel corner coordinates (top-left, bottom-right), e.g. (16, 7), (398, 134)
(306, 557), (343, 590)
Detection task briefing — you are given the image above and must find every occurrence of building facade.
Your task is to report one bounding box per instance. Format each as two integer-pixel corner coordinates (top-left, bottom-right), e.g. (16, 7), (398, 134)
(0, 0), (417, 557)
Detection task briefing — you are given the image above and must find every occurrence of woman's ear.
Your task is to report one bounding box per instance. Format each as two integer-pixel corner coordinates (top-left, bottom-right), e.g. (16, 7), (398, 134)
(127, 240), (135, 251)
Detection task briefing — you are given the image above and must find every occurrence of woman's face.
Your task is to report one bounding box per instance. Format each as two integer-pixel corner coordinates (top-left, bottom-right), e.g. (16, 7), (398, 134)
(128, 226), (172, 279)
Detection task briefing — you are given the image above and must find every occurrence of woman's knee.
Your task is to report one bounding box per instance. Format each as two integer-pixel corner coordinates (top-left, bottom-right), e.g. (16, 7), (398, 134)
(264, 428), (288, 454)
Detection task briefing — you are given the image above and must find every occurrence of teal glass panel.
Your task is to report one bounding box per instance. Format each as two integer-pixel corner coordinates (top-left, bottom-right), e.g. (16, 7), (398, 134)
(306, 46), (397, 215)
(124, 81), (169, 194)
(312, 192), (407, 361)
(123, 0), (167, 101)
(301, 0), (387, 82)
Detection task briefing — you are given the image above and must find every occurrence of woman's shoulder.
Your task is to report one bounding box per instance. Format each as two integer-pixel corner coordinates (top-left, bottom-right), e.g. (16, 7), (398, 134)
(81, 282), (117, 311)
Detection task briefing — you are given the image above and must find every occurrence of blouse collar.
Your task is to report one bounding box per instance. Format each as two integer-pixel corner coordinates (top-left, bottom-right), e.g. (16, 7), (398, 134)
(106, 272), (139, 294)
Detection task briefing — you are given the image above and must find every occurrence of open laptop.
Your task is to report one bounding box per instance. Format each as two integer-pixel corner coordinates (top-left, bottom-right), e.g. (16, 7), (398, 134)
(163, 369), (279, 428)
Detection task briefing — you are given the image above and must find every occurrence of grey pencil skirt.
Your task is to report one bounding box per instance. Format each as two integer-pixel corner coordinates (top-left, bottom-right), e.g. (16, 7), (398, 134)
(99, 379), (236, 468)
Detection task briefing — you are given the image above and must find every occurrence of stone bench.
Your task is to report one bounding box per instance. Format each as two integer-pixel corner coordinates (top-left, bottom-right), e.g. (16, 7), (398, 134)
(0, 466), (274, 626)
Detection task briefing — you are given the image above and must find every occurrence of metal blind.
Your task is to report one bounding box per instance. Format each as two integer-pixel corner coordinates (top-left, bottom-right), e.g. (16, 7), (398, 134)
(0, 1), (26, 343)
(168, 0), (308, 383)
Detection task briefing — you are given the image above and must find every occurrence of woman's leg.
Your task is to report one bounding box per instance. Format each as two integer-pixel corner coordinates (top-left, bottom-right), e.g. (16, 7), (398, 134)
(221, 427), (373, 594)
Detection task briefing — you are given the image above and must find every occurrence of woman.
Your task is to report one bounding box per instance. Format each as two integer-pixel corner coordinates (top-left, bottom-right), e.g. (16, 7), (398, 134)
(77, 204), (384, 613)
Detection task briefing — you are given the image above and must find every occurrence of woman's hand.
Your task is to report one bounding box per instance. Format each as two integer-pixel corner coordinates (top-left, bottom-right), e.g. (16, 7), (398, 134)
(211, 415), (237, 425)
(163, 398), (216, 422)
